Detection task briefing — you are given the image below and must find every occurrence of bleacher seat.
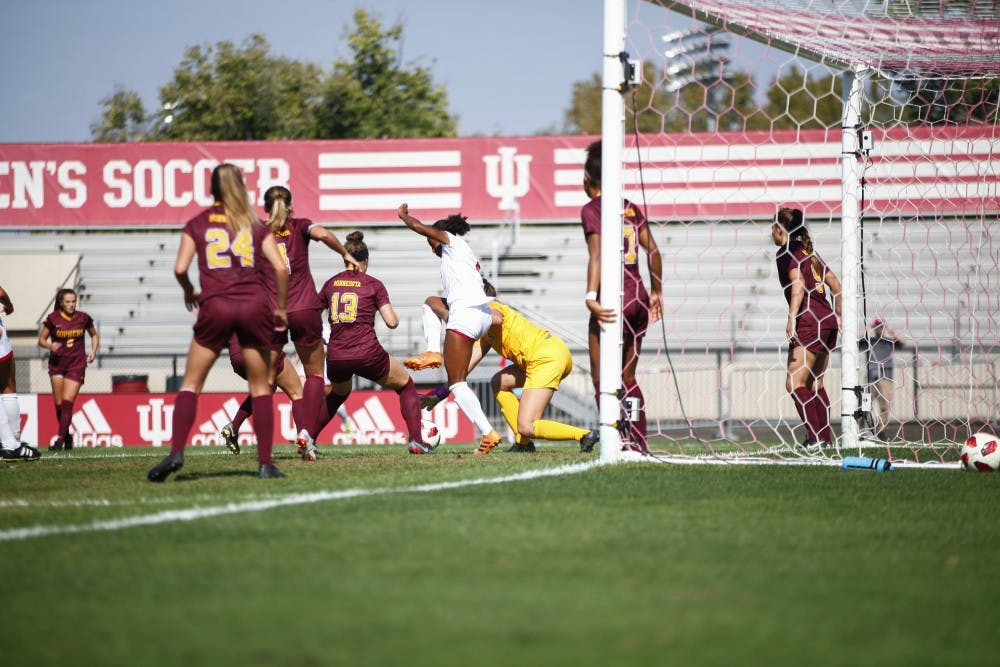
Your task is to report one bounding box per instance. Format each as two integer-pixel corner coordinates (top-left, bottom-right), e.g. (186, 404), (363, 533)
(2, 217), (990, 393)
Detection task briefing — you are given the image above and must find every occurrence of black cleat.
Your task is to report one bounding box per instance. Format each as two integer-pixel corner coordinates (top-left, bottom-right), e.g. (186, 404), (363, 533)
(506, 441), (536, 453)
(220, 423), (240, 455)
(579, 430), (599, 453)
(1, 444), (42, 461)
(798, 439), (824, 454)
(64, 434), (74, 451)
(259, 463), (286, 478)
(49, 439), (63, 452)
(147, 453), (184, 482)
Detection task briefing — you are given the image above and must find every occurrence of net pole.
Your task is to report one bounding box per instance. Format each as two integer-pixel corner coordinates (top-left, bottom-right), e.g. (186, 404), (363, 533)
(599, 0), (627, 463)
(838, 64), (869, 451)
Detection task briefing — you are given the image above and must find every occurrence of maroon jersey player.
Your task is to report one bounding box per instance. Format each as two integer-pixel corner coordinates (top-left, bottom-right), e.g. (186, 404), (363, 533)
(147, 163), (289, 482)
(772, 207), (842, 450)
(228, 186), (358, 452)
(38, 288), (99, 451)
(297, 231), (432, 456)
(581, 140), (662, 453)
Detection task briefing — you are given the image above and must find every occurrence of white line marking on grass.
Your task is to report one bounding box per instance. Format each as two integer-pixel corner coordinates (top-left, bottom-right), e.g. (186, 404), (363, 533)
(0, 460), (601, 543)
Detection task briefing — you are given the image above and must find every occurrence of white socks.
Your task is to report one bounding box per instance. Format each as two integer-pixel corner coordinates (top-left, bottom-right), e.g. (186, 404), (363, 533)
(0, 398), (18, 449)
(421, 304), (443, 354)
(1, 394), (20, 440)
(450, 381), (494, 436)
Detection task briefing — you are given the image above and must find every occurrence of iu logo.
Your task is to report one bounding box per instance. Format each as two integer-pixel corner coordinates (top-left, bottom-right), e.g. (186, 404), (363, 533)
(483, 147), (532, 210)
(137, 398), (174, 447)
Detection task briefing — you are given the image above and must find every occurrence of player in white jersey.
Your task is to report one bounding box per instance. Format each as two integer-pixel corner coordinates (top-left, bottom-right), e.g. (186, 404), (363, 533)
(397, 203), (502, 454)
(0, 285), (41, 460)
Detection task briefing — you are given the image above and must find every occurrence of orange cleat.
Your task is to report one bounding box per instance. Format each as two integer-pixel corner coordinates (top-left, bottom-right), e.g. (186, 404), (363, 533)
(404, 350), (443, 370)
(474, 429), (503, 455)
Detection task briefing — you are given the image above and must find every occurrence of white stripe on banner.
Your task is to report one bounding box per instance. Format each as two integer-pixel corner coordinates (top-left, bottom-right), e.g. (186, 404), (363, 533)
(318, 151), (461, 169)
(0, 461), (601, 542)
(319, 192), (462, 211)
(554, 159), (996, 188)
(553, 139), (997, 165)
(319, 171), (462, 190)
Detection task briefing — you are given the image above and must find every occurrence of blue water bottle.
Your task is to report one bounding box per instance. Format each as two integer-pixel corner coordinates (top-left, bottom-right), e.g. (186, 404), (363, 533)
(842, 455), (892, 472)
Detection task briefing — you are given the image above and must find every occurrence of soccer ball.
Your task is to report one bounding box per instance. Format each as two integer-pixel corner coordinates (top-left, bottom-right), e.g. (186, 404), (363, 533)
(420, 419), (443, 449)
(960, 432), (1000, 472)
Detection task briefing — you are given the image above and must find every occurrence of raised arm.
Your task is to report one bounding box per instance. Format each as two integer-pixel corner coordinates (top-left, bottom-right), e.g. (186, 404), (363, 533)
(311, 226), (361, 270)
(397, 203), (450, 245)
(885, 322), (907, 346)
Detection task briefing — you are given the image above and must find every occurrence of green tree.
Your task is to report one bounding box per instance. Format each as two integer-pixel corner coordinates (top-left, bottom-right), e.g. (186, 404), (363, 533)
(762, 67), (844, 130)
(563, 62), (764, 134)
(563, 61), (683, 134)
(315, 9), (457, 138)
(89, 12), (455, 142)
(896, 76), (999, 125)
(91, 86), (148, 142)
(563, 72), (602, 134)
(151, 34), (323, 141)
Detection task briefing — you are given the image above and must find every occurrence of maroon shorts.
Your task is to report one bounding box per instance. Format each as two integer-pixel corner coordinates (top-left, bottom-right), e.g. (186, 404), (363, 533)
(792, 313), (839, 355)
(194, 297), (274, 352)
(48, 355), (86, 383)
(588, 297), (650, 341)
(287, 308), (324, 348)
(327, 348), (391, 384)
(229, 346), (286, 380)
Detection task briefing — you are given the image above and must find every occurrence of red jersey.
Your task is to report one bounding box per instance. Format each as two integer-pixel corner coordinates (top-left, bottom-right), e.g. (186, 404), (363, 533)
(259, 217), (323, 312)
(318, 270), (391, 361)
(775, 242), (834, 319)
(580, 196), (650, 306)
(44, 309), (93, 366)
(182, 205), (269, 302)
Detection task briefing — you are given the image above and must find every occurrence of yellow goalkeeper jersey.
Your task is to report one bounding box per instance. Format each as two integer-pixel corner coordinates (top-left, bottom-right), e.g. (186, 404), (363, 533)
(486, 301), (550, 368)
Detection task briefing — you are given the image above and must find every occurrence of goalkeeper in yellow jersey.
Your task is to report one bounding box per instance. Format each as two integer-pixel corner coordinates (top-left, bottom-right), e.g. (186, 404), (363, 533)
(422, 290), (598, 453)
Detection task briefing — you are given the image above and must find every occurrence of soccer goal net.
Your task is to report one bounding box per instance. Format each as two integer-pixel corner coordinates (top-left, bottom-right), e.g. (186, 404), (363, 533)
(598, 0), (998, 466)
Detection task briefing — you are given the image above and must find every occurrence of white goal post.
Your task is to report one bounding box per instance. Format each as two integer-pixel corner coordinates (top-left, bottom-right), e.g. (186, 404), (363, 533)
(599, 0), (999, 465)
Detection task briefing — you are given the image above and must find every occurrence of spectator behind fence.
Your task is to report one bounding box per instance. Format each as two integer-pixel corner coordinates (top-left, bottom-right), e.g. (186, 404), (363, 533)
(859, 317), (908, 440)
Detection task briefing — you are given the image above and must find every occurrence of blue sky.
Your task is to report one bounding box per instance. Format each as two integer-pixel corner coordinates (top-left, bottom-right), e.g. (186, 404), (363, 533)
(0, 0), (612, 142)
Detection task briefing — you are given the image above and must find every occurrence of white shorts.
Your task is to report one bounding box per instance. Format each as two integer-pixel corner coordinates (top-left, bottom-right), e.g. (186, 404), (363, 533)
(446, 303), (492, 341)
(0, 320), (12, 361)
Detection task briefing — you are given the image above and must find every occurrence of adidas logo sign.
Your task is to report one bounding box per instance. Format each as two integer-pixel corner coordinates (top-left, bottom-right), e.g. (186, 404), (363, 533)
(65, 398), (124, 448)
(331, 396), (405, 445)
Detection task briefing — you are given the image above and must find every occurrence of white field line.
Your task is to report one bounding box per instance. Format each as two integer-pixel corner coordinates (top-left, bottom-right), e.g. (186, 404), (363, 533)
(0, 460), (600, 543)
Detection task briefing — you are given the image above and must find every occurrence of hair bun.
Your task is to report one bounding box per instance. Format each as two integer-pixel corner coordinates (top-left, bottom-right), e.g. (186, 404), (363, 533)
(346, 231), (364, 243)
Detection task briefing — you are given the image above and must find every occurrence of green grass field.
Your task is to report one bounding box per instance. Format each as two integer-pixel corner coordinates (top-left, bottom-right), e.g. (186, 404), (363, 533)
(2, 443), (997, 667)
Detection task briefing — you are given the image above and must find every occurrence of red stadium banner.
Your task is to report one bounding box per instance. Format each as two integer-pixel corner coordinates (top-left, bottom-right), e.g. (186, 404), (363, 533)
(0, 126), (994, 227)
(16, 392), (474, 449)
